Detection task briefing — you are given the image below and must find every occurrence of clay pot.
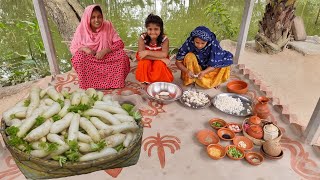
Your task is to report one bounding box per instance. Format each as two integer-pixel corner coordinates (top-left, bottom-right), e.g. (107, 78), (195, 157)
(254, 96), (270, 119)
(262, 140), (282, 157)
(249, 115), (261, 125)
(246, 125), (263, 139)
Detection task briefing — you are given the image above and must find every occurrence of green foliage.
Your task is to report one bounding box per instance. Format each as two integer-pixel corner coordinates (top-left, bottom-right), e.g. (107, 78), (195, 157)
(52, 114), (62, 122)
(34, 116), (45, 127)
(68, 104), (91, 113)
(24, 99), (31, 107)
(5, 126), (19, 136)
(205, 0), (237, 39)
(91, 140), (106, 152)
(52, 155), (67, 167)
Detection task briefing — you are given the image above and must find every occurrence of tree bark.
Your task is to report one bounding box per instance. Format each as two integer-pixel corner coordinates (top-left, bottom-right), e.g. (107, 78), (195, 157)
(44, 0), (84, 41)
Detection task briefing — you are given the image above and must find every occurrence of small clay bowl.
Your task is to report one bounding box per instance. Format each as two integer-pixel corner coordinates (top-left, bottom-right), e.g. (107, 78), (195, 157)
(207, 144), (226, 160)
(227, 122), (242, 133)
(245, 152), (264, 166)
(196, 129), (220, 146)
(225, 145), (245, 160)
(217, 128), (235, 141)
(260, 145), (284, 160)
(209, 118), (227, 130)
(233, 136), (254, 151)
(227, 80), (248, 94)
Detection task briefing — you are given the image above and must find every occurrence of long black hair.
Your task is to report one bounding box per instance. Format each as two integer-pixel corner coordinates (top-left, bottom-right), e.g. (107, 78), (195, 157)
(144, 14), (164, 46)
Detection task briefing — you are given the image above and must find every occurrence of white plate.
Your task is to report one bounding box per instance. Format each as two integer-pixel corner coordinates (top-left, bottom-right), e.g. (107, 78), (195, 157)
(212, 93), (253, 116)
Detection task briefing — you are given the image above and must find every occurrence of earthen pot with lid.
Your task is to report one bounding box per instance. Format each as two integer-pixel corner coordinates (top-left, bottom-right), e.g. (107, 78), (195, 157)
(246, 125), (263, 139)
(254, 96), (270, 119)
(249, 115), (261, 125)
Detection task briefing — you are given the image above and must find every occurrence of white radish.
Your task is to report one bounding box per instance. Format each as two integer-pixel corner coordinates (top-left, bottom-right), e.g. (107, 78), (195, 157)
(3, 106), (27, 126)
(40, 136), (47, 142)
(96, 100), (113, 106)
(123, 132), (134, 147)
(30, 150), (50, 158)
(84, 109), (120, 125)
(17, 107), (45, 137)
(112, 101), (121, 108)
(78, 131), (93, 143)
(105, 133), (126, 147)
(80, 94), (90, 105)
(97, 91), (104, 101)
(42, 102), (61, 119)
(113, 114), (135, 122)
(58, 99), (70, 117)
(102, 95), (112, 102)
(93, 104), (128, 115)
(11, 119), (22, 127)
(31, 141), (43, 150)
(47, 144), (69, 159)
(71, 92), (81, 105)
(24, 119), (53, 142)
(90, 117), (111, 130)
(78, 142), (94, 153)
(111, 122), (139, 134)
(26, 87), (41, 117)
(85, 88), (97, 98)
(14, 110), (27, 119)
(47, 86), (60, 101)
(44, 98), (54, 106)
(79, 147), (117, 161)
(39, 87), (49, 98)
(47, 134), (66, 146)
(50, 112), (73, 134)
(79, 117), (100, 142)
(98, 128), (114, 138)
(67, 114), (80, 141)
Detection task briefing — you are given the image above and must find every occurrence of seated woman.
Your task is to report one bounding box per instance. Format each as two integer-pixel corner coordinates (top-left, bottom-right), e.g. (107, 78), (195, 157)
(70, 4), (130, 89)
(175, 26), (233, 89)
(135, 14), (173, 84)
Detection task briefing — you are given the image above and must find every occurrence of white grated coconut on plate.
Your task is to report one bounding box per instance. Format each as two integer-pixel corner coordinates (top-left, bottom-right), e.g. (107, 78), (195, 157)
(214, 96), (245, 115)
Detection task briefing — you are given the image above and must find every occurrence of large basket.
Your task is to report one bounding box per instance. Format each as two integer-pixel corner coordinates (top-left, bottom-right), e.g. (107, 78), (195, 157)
(242, 118), (282, 146)
(1, 119), (143, 179)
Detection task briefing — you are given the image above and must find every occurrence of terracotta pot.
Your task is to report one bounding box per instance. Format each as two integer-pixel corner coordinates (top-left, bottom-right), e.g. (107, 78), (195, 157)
(262, 140), (282, 157)
(254, 96), (270, 119)
(249, 115), (261, 125)
(246, 125), (263, 139)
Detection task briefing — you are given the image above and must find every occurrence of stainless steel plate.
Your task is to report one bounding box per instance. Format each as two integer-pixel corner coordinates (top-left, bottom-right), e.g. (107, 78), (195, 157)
(211, 93), (253, 116)
(179, 90), (211, 109)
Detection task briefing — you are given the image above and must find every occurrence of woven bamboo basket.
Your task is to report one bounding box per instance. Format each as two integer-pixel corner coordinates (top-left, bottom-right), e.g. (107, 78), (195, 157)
(242, 118), (282, 146)
(1, 119), (143, 179)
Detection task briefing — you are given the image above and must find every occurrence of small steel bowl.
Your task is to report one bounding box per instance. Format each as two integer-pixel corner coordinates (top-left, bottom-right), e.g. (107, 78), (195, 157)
(146, 82), (183, 104)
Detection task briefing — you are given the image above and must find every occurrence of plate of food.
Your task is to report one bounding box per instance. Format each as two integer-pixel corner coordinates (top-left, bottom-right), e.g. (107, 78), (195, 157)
(211, 93), (252, 116)
(179, 90), (211, 109)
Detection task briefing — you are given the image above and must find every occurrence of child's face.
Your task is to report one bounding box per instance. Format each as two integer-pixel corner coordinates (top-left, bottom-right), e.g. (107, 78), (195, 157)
(194, 37), (208, 50)
(147, 23), (161, 40)
(90, 10), (103, 32)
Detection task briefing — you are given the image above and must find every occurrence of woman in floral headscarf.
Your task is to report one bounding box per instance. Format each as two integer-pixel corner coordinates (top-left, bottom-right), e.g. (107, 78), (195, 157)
(70, 4), (130, 89)
(175, 26), (233, 89)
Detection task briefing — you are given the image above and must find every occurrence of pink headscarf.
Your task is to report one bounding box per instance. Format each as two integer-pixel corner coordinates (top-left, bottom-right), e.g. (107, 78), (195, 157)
(70, 4), (122, 55)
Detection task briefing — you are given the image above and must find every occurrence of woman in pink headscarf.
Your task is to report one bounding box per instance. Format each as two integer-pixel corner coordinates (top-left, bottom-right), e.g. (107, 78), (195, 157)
(70, 4), (130, 89)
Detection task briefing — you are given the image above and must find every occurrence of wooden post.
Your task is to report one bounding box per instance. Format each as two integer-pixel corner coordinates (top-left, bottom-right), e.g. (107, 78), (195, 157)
(234, 0), (255, 64)
(33, 0), (60, 75)
(304, 98), (320, 145)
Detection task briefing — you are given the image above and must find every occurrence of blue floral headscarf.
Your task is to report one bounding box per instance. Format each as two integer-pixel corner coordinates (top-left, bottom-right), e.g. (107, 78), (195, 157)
(176, 26), (233, 69)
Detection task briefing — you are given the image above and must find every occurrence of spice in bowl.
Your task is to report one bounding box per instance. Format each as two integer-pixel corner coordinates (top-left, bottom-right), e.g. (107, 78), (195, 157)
(212, 122), (223, 128)
(251, 157), (261, 163)
(222, 134), (232, 139)
(208, 148), (222, 158)
(238, 141), (247, 149)
(228, 124), (241, 132)
(227, 147), (243, 158)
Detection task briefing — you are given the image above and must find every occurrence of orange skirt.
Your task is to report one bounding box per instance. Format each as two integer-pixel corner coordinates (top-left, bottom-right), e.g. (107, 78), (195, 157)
(179, 53), (230, 89)
(135, 53), (173, 83)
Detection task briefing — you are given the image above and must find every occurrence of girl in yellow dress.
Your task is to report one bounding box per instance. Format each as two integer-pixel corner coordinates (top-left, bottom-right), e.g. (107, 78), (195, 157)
(175, 26), (233, 89)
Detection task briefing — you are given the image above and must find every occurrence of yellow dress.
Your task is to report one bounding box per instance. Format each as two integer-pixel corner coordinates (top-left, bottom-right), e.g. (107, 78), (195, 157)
(178, 53), (230, 89)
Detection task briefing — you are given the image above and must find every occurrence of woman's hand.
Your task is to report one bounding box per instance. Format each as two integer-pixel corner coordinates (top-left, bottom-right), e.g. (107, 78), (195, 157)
(160, 58), (170, 66)
(197, 71), (206, 79)
(186, 70), (195, 78)
(80, 47), (95, 55)
(138, 50), (149, 59)
(95, 49), (107, 59)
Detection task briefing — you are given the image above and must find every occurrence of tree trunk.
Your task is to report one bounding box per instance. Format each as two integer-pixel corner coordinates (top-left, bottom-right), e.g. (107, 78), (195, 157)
(44, 0), (84, 41)
(255, 0), (296, 54)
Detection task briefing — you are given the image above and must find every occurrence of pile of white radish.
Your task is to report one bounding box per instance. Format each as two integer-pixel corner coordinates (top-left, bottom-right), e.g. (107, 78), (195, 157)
(2, 86), (141, 166)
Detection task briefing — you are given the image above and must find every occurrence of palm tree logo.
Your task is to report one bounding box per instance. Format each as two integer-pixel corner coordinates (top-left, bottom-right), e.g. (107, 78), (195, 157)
(143, 133), (181, 168)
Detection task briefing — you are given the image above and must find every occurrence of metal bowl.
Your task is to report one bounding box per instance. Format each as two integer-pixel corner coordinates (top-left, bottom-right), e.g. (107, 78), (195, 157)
(146, 82), (183, 103)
